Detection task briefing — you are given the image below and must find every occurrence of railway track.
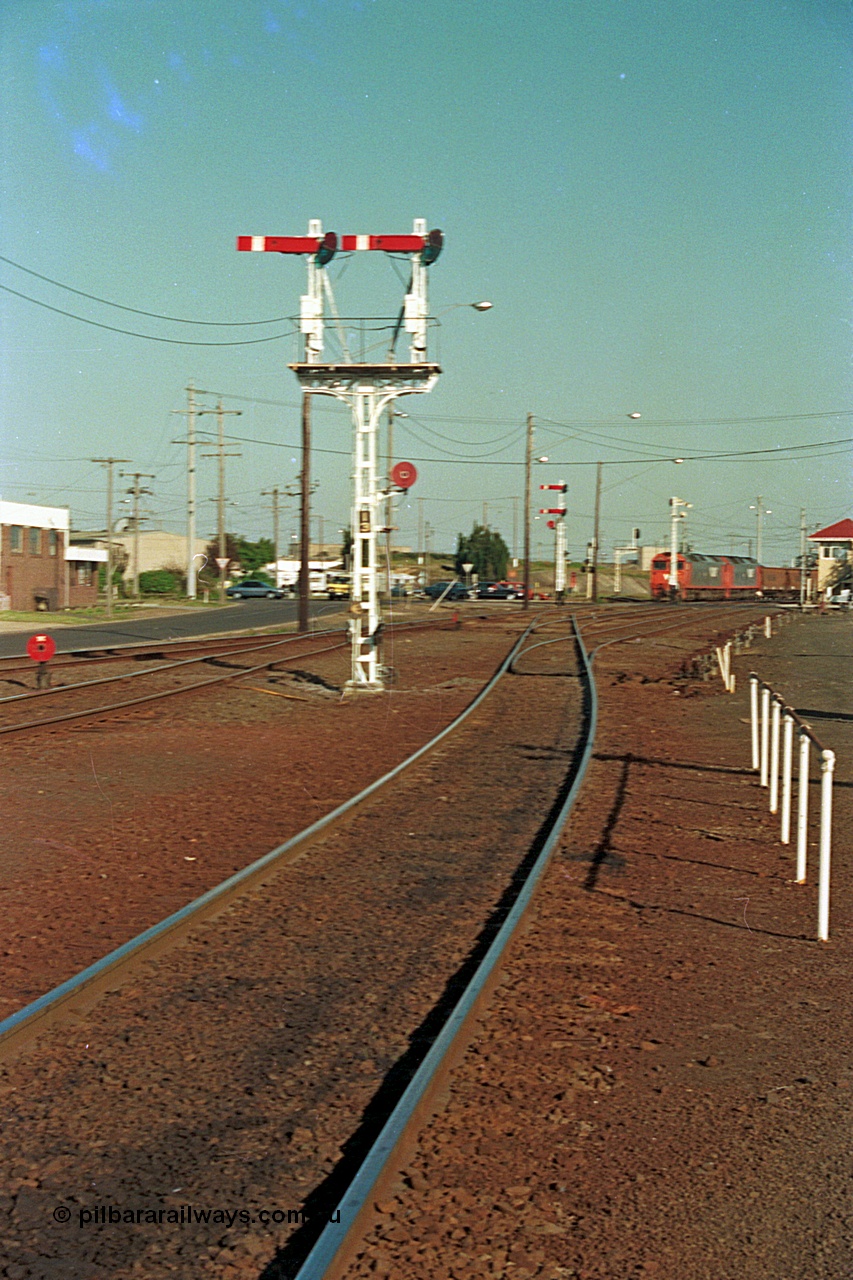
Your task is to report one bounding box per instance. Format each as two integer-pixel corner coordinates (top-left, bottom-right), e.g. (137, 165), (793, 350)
(0, 616), (476, 735)
(0, 605), (781, 1280)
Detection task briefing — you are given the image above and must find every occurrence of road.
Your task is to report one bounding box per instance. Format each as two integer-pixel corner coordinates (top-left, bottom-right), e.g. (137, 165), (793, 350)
(0, 598), (346, 657)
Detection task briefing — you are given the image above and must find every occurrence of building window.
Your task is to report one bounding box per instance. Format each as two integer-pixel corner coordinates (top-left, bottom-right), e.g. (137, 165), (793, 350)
(76, 563), (92, 586)
(10, 526), (22, 553)
(49, 530), (58, 557)
(28, 527), (41, 555)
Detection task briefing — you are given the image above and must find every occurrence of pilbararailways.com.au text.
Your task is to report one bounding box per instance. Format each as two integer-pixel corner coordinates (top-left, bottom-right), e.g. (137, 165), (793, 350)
(57, 1205), (341, 1229)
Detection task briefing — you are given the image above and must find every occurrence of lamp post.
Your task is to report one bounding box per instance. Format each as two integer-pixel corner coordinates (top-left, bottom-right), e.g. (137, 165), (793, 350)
(669, 496), (692, 597)
(750, 497), (772, 564)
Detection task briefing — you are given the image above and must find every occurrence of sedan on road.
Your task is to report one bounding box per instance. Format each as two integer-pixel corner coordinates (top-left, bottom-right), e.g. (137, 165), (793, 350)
(225, 579), (286, 600)
(477, 581), (522, 600)
(422, 581), (474, 601)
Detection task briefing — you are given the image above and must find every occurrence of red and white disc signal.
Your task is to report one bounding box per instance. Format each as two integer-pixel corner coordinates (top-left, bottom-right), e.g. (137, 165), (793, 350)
(26, 633), (56, 662)
(390, 461), (418, 490)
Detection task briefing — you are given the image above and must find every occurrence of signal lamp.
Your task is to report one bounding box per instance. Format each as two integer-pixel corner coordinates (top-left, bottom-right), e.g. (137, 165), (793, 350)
(315, 231), (338, 266)
(421, 229), (444, 265)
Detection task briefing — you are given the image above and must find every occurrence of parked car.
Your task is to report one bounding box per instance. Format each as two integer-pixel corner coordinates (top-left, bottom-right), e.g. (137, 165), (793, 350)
(422, 580), (474, 601)
(326, 574), (352, 600)
(225, 579), (286, 600)
(477, 581), (521, 600)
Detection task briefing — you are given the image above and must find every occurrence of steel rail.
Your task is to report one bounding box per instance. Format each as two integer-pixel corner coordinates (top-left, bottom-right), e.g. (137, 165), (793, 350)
(0, 637), (350, 736)
(0, 613), (463, 700)
(0, 624), (321, 676)
(0, 617), (543, 1059)
(291, 615), (597, 1280)
(0, 616), (469, 734)
(0, 630), (340, 706)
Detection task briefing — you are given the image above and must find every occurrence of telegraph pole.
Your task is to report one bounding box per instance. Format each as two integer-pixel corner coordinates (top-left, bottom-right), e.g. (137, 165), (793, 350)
(800, 508), (807, 608)
(172, 383), (200, 599)
(265, 487), (281, 587)
(591, 461), (602, 603)
(92, 457), (130, 617)
(261, 484), (299, 588)
(200, 400), (241, 603)
(299, 394), (311, 630)
(523, 413), (533, 610)
(122, 471), (154, 597)
(385, 403), (395, 595)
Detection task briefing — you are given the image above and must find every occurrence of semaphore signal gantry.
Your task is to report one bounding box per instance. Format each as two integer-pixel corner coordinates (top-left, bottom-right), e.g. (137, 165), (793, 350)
(237, 218), (443, 690)
(539, 482), (568, 600)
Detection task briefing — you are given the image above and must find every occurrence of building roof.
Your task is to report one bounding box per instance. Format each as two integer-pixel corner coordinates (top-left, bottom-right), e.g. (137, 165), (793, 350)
(809, 518), (853, 542)
(0, 500), (69, 530)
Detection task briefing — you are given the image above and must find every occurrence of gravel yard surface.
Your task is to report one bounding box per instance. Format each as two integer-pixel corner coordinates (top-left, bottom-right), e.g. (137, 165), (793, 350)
(346, 611), (853, 1280)
(3, 607), (848, 1280)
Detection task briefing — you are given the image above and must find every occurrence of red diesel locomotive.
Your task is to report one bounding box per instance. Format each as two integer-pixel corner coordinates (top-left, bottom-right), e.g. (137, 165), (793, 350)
(650, 553), (806, 601)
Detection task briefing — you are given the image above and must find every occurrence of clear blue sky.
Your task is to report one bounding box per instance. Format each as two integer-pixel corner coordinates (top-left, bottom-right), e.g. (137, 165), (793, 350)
(1, 0), (850, 564)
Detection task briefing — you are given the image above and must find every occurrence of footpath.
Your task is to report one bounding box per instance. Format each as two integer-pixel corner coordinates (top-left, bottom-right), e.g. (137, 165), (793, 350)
(345, 611), (853, 1280)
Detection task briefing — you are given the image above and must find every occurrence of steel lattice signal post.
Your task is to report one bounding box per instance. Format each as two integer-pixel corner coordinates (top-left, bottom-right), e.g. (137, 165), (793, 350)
(237, 218), (442, 689)
(540, 483), (568, 597)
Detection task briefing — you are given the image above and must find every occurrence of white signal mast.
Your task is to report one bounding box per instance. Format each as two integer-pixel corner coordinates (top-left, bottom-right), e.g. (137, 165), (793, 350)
(237, 218), (442, 689)
(539, 482), (568, 598)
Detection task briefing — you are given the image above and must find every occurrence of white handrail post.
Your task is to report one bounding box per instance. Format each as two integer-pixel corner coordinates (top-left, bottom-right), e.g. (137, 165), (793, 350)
(780, 712), (793, 844)
(817, 749), (835, 942)
(769, 696), (781, 814)
(760, 686), (770, 787)
(750, 675), (759, 770)
(796, 731), (810, 884)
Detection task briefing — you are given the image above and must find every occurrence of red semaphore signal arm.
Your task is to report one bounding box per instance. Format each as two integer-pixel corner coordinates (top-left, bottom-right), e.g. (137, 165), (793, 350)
(237, 233), (429, 254)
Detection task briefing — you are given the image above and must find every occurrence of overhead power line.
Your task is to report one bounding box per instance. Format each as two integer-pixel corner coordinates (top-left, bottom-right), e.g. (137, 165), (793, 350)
(0, 252), (290, 326)
(179, 427), (853, 468)
(0, 283), (296, 346)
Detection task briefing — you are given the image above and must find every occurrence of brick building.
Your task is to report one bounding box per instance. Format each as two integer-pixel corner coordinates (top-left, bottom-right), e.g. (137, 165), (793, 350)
(0, 501), (102, 610)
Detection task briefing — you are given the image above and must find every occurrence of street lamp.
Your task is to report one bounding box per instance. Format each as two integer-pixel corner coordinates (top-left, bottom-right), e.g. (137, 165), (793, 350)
(669, 497), (692, 596)
(749, 498), (771, 564)
(435, 300), (493, 316)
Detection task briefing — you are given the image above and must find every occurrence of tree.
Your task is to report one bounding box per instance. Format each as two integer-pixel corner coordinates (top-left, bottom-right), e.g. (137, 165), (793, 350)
(340, 526), (353, 570)
(199, 533), (243, 588)
(454, 523), (509, 581)
(234, 536), (275, 576)
(198, 534), (275, 585)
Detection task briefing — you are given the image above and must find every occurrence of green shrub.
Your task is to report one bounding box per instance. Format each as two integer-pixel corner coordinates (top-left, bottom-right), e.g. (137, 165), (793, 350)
(139, 569), (179, 595)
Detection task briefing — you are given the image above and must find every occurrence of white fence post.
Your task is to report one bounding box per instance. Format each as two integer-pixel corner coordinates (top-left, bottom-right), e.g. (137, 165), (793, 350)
(781, 711), (794, 844)
(748, 673), (837, 941)
(760, 686), (770, 788)
(764, 615), (772, 638)
(796, 732), (810, 884)
(817, 749), (836, 943)
(750, 675), (759, 770)
(769, 696), (781, 814)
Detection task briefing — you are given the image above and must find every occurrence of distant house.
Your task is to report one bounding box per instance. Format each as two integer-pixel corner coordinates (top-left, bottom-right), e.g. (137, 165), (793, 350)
(113, 529), (209, 581)
(0, 500), (102, 610)
(71, 529), (208, 582)
(808, 518), (853, 591)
